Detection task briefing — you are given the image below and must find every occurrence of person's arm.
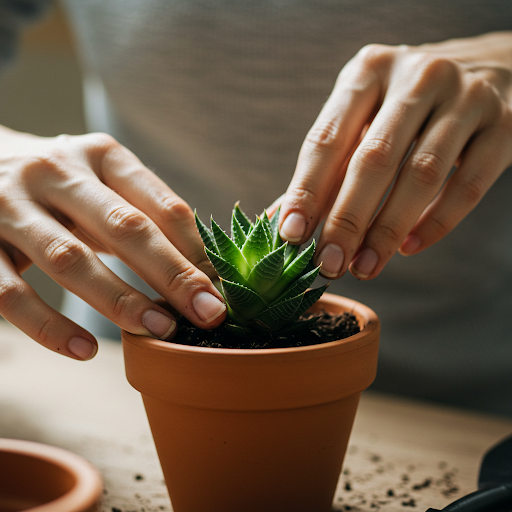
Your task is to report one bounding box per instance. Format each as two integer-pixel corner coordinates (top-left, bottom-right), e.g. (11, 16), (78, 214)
(278, 31), (512, 280)
(0, 127), (226, 360)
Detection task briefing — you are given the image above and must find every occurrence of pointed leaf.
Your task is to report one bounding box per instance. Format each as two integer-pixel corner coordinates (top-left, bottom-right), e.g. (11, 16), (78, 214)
(273, 240), (316, 297)
(211, 219), (250, 276)
(261, 211), (273, 249)
(267, 265), (321, 304)
(233, 202), (253, 235)
(290, 284), (329, 322)
(247, 244), (286, 296)
(242, 217), (270, 267)
(195, 210), (218, 255)
(284, 243), (300, 267)
(254, 293), (304, 330)
(231, 215), (247, 249)
(221, 279), (268, 319)
(205, 247), (250, 287)
(269, 207), (283, 250)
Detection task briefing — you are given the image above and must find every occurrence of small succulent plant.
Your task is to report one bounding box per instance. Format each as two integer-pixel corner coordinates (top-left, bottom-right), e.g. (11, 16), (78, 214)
(195, 203), (328, 337)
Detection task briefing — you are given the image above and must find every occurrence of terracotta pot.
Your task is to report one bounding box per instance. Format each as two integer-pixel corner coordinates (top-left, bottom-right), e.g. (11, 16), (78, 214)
(122, 293), (379, 512)
(0, 438), (103, 512)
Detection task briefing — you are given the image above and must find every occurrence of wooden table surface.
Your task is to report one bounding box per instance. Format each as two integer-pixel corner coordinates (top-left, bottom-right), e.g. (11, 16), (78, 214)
(1, 319), (511, 512)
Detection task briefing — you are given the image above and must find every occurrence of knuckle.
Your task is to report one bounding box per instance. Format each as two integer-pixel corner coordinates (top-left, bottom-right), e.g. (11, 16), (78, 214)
(408, 152), (446, 188)
(305, 121), (344, 151)
(158, 196), (194, 224)
(357, 138), (395, 175)
(407, 55), (457, 97)
(328, 210), (364, 238)
(355, 43), (391, 66)
(163, 264), (199, 295)
(286, 185), (321, 206)
(109, 288), (138, 319)
(44, 237), (88, 276)
(0, 278), (26, 312)
(83, 132), (122, 170)
(37, 315), (55, 347)
(418, 55), (456, 80)
(104, 206), (151, 243)
(463, 75), (495, 106)
(86, 132), (120, 152)
(428, 213), (452, 240)
(22, 153), (68, 182)
(456, 174), (487, 206)
(371, 220), (403, 246)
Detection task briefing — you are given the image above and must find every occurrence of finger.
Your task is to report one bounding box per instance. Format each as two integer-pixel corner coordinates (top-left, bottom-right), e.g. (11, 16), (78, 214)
(315, 92), (435, 279)
(265, 193), (285, 218)
(37, 177), (226, 328)
(278, 57), (382, 244)
(81, 133), (215, 278)
(399, 119), (512, 255)
(2, 206), (180, 339)
(0, 246), (98, 360)
(348, 97), (482, 279)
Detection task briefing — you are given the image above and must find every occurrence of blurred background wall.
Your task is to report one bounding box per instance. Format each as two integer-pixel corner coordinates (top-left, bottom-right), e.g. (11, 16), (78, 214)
(0, 0), (85, 311)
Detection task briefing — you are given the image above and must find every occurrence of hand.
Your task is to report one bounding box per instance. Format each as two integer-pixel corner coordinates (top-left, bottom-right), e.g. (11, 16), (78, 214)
(278, 32), (512, 280)
(0, 128), (226, 359)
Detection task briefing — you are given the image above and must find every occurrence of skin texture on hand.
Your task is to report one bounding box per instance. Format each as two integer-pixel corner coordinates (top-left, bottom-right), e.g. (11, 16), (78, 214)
(0, 128), (226, 360)
(279, 31), (512, 280)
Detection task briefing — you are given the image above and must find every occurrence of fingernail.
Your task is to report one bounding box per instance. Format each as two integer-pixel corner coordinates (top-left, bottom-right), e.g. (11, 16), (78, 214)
(193, 291), (226, 324)
(142, 309), (176, 340)
(351, 248), (378, 279)
(280, 212), (306, 242)
(317, 243), (344, 278)
(399, 234), (421, 256)
(68, 336), (97, 360)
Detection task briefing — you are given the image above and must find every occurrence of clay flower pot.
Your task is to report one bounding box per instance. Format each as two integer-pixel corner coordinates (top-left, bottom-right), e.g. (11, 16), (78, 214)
(122, 293), (379, 512)
(0, 438), (103, 512)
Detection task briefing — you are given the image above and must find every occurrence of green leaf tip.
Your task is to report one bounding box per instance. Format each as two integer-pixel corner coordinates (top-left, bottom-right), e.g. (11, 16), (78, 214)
(195, 202), (328, 334)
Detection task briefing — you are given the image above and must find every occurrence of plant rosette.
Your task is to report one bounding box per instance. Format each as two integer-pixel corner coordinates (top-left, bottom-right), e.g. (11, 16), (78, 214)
(122, 206), (380, 512)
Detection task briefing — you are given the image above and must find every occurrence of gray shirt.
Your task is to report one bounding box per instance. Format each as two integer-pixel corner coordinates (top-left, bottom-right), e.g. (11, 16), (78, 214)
(6, 0), (512, 415)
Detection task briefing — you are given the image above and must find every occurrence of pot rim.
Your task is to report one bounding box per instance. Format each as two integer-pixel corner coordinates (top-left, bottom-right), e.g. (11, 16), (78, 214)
(122, 294), (380, 409)
(0, 438), (102, 512)
(123, 293), (379, 358)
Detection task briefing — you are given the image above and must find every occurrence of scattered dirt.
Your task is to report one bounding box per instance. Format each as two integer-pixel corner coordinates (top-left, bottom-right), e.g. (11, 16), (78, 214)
(170, 310), (361, 349)
(333, 446), (463, 511)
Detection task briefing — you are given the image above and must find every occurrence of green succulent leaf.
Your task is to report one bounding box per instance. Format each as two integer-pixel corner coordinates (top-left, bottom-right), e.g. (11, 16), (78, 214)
(211, 219), (250, 276)
(195, 203), (328, 334)
(290, 284), (330, 322)
(233, 202), (253, 236)
(247, 244), (286, 296)
(269, 208), (283, 250)
(231, 215), (247, 249)
(242, 217), (271, 267)
(284, 243), (300, 267)
(195, 210), (218, 255)
(255, 293), (304, 330)
(270, 265), (321, 305)
(261, 212), (273, 248)
(270, 240), (315, 300)
(205, 247), (250, 288)
(220, 279), (268, 319)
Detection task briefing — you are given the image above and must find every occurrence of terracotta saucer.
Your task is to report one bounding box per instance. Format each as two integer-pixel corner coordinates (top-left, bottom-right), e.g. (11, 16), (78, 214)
(0, 438), (102, 512)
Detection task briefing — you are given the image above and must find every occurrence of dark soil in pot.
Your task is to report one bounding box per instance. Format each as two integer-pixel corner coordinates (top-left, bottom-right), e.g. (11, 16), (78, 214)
(171, 310), (360, 349)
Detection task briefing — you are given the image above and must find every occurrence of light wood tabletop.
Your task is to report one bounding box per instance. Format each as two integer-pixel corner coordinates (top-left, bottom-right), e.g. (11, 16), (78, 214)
(0, 319), (511, 512)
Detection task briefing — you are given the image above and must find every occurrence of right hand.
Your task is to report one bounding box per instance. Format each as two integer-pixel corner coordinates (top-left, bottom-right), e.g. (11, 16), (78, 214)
(0, 128), (226, 360)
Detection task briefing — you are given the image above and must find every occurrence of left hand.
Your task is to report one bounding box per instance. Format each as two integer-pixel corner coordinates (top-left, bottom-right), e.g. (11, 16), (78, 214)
(277, 32), (512, 280)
